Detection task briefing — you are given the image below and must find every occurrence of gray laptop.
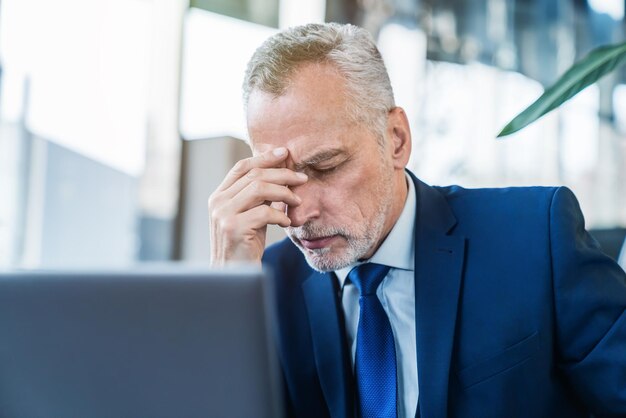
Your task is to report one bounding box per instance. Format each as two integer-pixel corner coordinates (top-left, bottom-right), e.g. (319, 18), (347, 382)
(0, 267), (283, 418)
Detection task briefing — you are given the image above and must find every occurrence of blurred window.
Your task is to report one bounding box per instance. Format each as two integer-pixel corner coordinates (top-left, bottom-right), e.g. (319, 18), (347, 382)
(190, 0), (279, 28)
(179, 9), (276, 142)
(0, 0), (182, 268)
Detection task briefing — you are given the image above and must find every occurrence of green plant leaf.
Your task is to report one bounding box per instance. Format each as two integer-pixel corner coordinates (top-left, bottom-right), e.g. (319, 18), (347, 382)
(497, 41), (626, 138)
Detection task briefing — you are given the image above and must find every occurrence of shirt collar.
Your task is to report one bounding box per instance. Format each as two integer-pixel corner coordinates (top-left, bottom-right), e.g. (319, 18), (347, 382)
(335, 173), (416, 287)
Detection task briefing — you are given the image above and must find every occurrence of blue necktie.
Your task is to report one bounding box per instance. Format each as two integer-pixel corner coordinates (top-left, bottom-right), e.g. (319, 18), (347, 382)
(348, 263), (397, 418)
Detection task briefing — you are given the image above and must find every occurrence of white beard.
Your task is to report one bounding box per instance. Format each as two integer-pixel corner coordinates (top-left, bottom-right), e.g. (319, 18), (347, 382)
(286, 167), (394, 272)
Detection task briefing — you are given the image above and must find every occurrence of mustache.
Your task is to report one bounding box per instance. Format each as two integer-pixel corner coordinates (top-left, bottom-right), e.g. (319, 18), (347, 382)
(286, 222), (349, 240)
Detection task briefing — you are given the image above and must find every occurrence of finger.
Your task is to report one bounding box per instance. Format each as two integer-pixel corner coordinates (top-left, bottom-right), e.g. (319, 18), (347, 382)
(223, 167), (308, 199)
(217, 147), (289, 192)
(270, 201), (286, 214)
(226, 181), (302, 213)
(239, 204), (292, 229)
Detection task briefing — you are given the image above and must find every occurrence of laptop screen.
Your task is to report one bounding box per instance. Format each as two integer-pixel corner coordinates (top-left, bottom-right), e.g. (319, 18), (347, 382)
(0, 266), (283, 418)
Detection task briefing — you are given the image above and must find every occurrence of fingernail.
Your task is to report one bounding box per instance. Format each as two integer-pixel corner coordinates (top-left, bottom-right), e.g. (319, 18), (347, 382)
(296, 172), (308, 180)
(273, 147), (287, 157)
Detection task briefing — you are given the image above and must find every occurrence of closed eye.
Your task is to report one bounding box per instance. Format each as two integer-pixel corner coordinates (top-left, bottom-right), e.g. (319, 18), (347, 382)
(313, 165), (338, 174)
(300, 154), (351, 177)
(310, 159), (349, 176)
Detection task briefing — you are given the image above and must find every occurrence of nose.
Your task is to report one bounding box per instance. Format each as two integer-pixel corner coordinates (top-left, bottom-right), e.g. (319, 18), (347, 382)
(287, 182), (320, 227)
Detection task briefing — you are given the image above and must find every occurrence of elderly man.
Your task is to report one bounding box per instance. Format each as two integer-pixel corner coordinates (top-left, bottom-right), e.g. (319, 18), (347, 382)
(209, 23), (626, 418)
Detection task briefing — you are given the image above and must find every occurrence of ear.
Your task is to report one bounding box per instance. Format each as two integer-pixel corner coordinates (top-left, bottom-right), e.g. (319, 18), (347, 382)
(386, 107), (412, 169)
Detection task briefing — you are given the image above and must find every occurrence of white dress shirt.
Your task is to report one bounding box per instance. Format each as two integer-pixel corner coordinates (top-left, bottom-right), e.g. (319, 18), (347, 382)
(334, 175), (417, 418)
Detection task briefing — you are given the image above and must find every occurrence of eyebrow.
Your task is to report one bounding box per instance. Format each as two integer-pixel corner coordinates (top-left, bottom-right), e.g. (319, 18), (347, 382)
(293, 148), (346, 171)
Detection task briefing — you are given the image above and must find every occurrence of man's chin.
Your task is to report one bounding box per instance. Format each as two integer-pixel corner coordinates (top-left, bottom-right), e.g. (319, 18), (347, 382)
(287, 233), (358, 272)
(300, 246), (355, 272)
(303, 253), (352, 272)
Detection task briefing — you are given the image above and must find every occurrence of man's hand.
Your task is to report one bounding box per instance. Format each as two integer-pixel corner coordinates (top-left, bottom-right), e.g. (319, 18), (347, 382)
(208, 147), (307, 266)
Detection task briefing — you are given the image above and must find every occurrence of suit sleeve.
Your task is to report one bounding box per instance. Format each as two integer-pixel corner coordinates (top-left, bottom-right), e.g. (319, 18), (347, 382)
(550, 186), (626, 416)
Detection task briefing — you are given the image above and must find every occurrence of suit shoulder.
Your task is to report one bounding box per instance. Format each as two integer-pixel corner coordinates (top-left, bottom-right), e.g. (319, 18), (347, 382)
(430, 184), (573, 232)
(434, 184), (563, 202)
(434, 184), (570, 213)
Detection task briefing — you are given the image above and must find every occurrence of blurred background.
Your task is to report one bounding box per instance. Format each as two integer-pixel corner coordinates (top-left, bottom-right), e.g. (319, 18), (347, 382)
(1, 0), (625, 269)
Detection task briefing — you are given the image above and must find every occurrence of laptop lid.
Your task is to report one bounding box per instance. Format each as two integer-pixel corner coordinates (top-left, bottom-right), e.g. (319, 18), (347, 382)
(0, 267), (283, 418)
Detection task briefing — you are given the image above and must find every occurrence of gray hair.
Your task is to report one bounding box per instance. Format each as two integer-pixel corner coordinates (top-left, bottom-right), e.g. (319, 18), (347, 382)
(243, 22), (395, 140)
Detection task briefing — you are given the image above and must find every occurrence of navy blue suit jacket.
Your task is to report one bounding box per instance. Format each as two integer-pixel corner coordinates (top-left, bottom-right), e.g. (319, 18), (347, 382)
(262, 173), (626, 418)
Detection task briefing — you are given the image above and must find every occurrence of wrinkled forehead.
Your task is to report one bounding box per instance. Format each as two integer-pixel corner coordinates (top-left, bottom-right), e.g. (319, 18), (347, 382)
(250, 124), (354, 165)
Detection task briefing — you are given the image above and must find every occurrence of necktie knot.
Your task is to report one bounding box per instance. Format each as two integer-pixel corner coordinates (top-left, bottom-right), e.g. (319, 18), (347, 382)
(348, 263), (391, 296)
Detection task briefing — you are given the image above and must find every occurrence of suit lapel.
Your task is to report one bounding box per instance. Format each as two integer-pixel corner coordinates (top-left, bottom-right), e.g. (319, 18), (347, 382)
(410, 174), (466, 418)
(302, 270), (354, 418)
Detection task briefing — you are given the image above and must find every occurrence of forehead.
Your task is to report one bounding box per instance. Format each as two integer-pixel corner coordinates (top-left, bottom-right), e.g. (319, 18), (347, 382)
(247, 63), (357, 159)
(251, 121), (355, 166)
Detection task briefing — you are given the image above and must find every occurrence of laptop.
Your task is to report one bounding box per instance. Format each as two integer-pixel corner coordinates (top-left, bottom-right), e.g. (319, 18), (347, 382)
(0, 266), (284, 418)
